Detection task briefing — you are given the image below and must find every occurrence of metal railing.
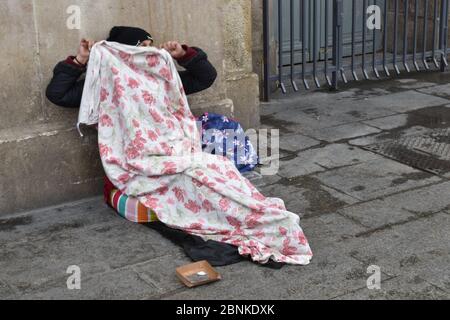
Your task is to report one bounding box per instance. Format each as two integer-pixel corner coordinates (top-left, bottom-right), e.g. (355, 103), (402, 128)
(263, 0), (450, 101)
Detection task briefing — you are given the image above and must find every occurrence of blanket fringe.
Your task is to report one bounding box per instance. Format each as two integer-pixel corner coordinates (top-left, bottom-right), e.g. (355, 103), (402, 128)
(76, 123), (84, 137)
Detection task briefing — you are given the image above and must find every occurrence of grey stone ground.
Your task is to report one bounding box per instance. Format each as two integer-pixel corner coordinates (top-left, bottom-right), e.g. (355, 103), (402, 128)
(1, 72), (450, 300)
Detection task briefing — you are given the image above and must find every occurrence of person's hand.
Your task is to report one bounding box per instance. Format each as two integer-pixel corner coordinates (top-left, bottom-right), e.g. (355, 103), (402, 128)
(75, 38), (95, 65)
(160, 41), (186, 59)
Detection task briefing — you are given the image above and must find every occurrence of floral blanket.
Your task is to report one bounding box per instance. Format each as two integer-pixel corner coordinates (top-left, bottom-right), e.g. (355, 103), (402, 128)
(78, 41), (312, 265)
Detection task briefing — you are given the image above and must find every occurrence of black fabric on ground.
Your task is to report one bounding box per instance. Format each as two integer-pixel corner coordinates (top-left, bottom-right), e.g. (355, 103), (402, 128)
(145, 222), (243, 267)
(144, 222), (285, 269)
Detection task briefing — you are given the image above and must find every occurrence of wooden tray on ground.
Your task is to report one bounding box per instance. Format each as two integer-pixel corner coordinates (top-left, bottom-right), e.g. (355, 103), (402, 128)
(176, 261), (222, 288)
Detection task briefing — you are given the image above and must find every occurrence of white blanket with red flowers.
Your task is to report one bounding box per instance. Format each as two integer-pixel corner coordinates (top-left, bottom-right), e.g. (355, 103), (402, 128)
(78, 41), (312, 265)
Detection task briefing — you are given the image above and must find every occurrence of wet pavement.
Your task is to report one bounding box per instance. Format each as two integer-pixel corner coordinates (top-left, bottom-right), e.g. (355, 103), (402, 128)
(1, 72), (450, 300)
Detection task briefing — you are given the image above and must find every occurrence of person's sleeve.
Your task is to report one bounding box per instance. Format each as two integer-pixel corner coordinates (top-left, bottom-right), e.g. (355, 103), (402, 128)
(45, 57), (86, 108)
(176, 46), (218, 95)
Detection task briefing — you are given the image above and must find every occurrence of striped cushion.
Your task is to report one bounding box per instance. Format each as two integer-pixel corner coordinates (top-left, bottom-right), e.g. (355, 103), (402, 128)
(109, 189), (159, 223)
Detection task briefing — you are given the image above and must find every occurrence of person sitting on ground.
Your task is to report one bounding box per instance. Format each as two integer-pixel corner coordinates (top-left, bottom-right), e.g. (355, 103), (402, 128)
(46, 26), (218, 220)
(46, 26), (217, 108)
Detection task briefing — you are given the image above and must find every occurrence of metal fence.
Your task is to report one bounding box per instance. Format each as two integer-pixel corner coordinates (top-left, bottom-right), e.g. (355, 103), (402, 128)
(263, 0), (450, 101)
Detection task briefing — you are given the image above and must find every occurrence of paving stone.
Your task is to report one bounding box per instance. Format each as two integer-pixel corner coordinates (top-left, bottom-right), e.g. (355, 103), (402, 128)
(335, 274), (449, 300)
(251, 169), (283, 187)
(349, 126), (434, 146)
(162, 260), (283, 300)
(314, 159), (442, 201)
(223, 246), (370, 300)
(395, 79), (437, 90)
(260, 102), (280, 117)
(0, 218), (181, 295)
(20, 268), (157, 300)
(267, 90), (360, 114)
(258, 184), (309, 217)
(277, 144), (381, 179)
(301, 213), (368, 248)
(396, 79), (419, 83)
(304, 123), (381, 143)
(257, 137), (291, 166)
(260, 181), (358, 218)
(359, 91), (449, 113)
(344, 213), (450, 292)
(272, 109), (346, 131)
(277, 158), (325, 178)
(417, 83), (450, 99)
(0, 197), (115, 244)
(294, 214), (369, 291)
(348, 135), (383, 147)
(243, 170), (282, 189)
(379, 181), (450, 215)
(339, 199), (416, 229)
(133, 254), (193, 297)
(263, 91), (403, 134)
(164, 249), (370, 300)
(363, 114), (409, 130)
(279, 133), (321, 152)
(302, 144), (382, 169)
(298, 100), (398, 123)
(217, 213), (382, 300)
(318, 185), (361, 207)
(268, 98), (387, 132)
(0, 279), (16, 300)
(258, 154), (286, 169)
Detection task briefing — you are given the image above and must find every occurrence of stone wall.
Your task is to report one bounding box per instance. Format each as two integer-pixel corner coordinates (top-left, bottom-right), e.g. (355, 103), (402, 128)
(251, 0), (278, 99)
(0, 0), (259, 215)
(252, 0), (265, 99)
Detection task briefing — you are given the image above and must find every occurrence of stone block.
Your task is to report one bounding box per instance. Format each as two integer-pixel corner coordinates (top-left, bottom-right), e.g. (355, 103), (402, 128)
(314, 159), (441, 201)
(0, 124), (104, 215)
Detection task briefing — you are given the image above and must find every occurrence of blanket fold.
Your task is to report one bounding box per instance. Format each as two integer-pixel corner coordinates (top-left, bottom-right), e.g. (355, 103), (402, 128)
(79, 41), (312, 265)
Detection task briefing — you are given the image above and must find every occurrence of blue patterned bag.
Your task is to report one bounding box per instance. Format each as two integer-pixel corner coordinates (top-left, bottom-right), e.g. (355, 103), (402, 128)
(198, 113), (258, 173)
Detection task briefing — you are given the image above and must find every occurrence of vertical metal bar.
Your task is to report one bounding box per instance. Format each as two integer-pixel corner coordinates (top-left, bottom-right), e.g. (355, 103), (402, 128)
(440, 0), (449, 70)
(383, 0), (390, 76)
(302, 0), (309, 89)
(403, 0), (411, 72)
(362, 0), (369, 79)
(372, 0), (380, 78)
(324, 0), (332, 86)
(446, 0), (449, 59)
(332, 0), (344, 89)
(339, 0), (347, 83)
(332, 0), (338, 89)
(432, 0), (439, 67)
(262, 0), (271, 101)
(413, 0), (420, 70)
(313, 0), (320, 87)
(351, 0), (359, 80)
(393, 0), (401, 74)
(422, 0), (430, 69)
(278, 0), (287, 93)
(290, 0), (298, 91)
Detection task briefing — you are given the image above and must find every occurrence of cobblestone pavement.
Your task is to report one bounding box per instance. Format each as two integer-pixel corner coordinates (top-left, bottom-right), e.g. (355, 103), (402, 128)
(1, 72), (449, 300)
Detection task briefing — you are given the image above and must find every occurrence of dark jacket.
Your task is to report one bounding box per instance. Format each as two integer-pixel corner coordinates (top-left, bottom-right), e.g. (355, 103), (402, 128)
(46, 46), (217, 108)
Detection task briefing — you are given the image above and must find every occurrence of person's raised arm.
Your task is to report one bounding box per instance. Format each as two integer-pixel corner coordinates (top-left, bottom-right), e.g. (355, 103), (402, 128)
(161, 41), (217, 95)
(46, 39), (95, 108)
